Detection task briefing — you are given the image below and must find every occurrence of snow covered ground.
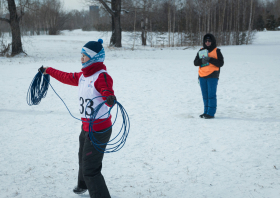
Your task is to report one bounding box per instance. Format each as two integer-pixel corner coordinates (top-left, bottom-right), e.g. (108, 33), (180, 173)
(0, 30), (280, 198)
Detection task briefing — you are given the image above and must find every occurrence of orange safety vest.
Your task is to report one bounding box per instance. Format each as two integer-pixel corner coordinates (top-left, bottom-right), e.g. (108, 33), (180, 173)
(199, 48), (219, 77)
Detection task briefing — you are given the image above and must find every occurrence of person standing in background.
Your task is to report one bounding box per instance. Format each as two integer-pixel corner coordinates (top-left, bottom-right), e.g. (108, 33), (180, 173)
(193, 33), (224, 119)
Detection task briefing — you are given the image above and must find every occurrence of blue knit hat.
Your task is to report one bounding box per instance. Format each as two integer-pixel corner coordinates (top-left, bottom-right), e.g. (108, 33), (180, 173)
(81, 39), (105, 68)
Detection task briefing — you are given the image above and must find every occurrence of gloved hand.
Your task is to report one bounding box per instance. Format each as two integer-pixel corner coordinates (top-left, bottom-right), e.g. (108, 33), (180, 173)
(38, 66), (46, 74)
(106, 95), (117, 106)
(202, 57), (210, 65)
(204, 57), (211, 62)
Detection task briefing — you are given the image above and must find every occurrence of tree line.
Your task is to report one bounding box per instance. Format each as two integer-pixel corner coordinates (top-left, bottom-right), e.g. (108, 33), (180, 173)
(0, 0), (280, 56)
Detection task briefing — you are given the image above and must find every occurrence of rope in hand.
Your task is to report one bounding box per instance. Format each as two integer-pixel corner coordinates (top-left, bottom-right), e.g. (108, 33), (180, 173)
(26, 66), (130, 153)
(86, 98), (130, 153)
(26, 67), (50, 106)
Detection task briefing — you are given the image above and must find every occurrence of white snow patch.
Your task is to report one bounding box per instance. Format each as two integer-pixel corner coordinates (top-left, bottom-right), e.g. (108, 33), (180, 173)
(0, 30), (280, 198)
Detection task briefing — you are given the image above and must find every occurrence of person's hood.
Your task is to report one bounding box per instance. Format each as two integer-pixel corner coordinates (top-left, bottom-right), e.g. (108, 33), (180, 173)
(203, 33), (216, 52)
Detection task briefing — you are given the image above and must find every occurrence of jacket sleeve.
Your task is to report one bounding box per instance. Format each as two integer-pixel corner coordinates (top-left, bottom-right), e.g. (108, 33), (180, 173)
(194, 52), (202, 66)
(46, 67), (82, 86)
(94, 72), (115, 101)
(209, 49), (224, 67)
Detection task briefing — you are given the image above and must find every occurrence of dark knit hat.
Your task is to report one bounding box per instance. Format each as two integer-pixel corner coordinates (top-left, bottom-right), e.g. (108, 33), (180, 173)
(205, 36), (212, 42)
(81, 39), (105, 68)
(82, 39), (104, 59)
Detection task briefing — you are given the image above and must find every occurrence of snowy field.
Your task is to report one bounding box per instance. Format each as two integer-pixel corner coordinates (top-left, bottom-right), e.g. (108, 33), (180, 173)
(0, 30), (280, 198)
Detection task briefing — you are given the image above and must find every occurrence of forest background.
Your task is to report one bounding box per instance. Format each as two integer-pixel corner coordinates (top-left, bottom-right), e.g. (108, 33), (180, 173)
(0, 0), (280, 55)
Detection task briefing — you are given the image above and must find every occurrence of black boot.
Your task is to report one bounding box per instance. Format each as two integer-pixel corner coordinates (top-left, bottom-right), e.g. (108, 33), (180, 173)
(73, 186), (87, 194)
(199, 113), (205, 118)
(204, 114), (214, 119)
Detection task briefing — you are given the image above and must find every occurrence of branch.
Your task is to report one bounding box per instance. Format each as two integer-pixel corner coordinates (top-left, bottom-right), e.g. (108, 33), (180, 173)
(0, 17), (10, 23)
(121, 9), (129, 13)
(18, 13), (24, 21)
(21, 5), (39, 12)
(18, 9), (25, 21)
(98, 0), (114, 16)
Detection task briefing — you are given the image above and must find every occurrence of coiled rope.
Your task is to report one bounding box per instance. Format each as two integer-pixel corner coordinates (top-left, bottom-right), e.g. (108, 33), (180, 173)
(26, 71), (50, 106)
(27, 69), (130, 153)
(86, 98), (130, 153)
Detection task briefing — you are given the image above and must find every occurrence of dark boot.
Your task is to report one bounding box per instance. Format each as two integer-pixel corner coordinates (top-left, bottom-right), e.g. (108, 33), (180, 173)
(204, 114), (215, 119)
(73, 186), (87, 194)
(199, 113), (205, 118)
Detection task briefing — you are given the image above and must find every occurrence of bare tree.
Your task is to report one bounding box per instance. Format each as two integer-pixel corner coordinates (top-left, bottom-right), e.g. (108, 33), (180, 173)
(246, 0), (254, 44)
(0, 36), (11, 56)
(133, 0), (155, 46)
(140, 17), (148, 45)
(168, 1), (171, 47)
(139, 0), (149, 46)
(132, 4), (136, 49)
(0, 0), (24, 56)
(0, 0), (268, 51)
(43, 0), (67, 35)
(95, 0), (122, 47)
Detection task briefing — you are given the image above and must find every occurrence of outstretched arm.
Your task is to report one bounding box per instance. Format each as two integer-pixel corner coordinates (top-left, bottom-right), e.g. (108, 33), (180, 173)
(45, 67), (82, 86)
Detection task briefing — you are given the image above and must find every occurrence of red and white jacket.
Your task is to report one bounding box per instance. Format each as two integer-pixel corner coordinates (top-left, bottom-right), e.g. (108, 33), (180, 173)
(46, 62), (115, 132)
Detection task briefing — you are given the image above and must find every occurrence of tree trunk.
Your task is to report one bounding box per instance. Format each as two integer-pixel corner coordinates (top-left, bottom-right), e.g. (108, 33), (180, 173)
(235, 0), (240, 45)
(173, 6), (175, 47)
(220, 0), (226, 45)
(185, 2), (188, 33)
(98, 0), (122, 47)
(7, 0), (23, 56)
(198, 14), (201, 44)
(145, 17), (148, 45)
(141, 0), (147, 46)
(132, 8), (136, 49)
(150, 20), (153, 47)
(226, 0), (230, 45)
(188, 0), (192, 45)
(168, 3), (171, 47)
(218, 0), (223, 45)
(110, 0), (122, 47)
(229, 0), (233, 44)
(246, 0), (253, 44)
(185, 0), (188, 45)
(207, 2), (210, 33)
(242, 0), (246, 31)
(205, 10), (207, 33)
(214, 5), (216, 35)
(141, 19), (146, 46)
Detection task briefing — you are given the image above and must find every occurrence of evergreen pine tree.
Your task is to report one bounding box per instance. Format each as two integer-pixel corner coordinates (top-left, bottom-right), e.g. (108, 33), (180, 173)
(254, 15), (265, 31)
(266, 15), (276, 30)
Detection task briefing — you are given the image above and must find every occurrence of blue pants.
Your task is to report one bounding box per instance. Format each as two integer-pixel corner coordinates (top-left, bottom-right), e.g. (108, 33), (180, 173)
(199, 78), (218, 117)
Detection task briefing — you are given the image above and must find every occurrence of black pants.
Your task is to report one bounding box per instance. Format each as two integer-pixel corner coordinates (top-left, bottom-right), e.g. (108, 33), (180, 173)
(77, 126), (112, 198)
